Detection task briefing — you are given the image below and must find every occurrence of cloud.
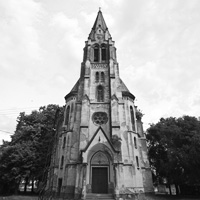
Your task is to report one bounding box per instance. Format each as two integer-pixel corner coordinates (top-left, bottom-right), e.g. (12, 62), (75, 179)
(1, 0), (200, 144)
(0, 0), (44, 63)
(117, 0), (200, 128)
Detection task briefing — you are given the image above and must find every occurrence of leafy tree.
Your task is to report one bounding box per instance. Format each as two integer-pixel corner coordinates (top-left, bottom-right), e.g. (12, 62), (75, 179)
(147, 116), (200, 195)
(0, 104), (64, 195)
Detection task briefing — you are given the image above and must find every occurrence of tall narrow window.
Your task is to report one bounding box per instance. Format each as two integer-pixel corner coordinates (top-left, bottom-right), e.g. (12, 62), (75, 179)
(97, 85), (104, 102)
(96, 72), (99, 82)
(67, 136), (70, 149)
(60, 156), (64, 169)
(101, 44), (106, 61)
(101, 72), (105, 82)
(134, 137), (137, 149)
(130, 106), (135, 131)
(136, 156), (139, 169)
(94, 44), (99, 62)
(63, 137), (66, 149)
(65, 106), (70, 126)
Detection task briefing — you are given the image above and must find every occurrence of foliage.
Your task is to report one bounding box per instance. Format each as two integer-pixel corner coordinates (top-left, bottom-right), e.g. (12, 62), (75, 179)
(147, 116), (200, 189)
(0, 104), (64, 195)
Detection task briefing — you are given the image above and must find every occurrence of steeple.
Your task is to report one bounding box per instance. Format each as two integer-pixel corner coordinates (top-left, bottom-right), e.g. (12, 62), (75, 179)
(92, 9), (108, 31)
(88, 10), (111, 40)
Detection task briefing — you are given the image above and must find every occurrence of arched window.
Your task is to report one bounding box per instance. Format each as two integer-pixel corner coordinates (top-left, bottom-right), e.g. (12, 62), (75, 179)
(67, 136), (70, 149)
(136, 156), (139, 169)
(130, 106), (135, 131)
(96, 72), (99, 82)
(134, 137), (137, 149)
(71, 103), (74, 112)
(94, 44), (99, 62)
(60, 156), (64, 169)
(101, 72), (105, 82)
(63, 137), (66, 148)
(97, 85), (104, 102)
(101, 44), (107, 61)
(65, 106), (70, 126)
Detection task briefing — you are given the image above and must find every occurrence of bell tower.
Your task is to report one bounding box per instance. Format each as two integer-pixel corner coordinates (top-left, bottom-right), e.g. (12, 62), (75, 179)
(45, 10), (154, 200)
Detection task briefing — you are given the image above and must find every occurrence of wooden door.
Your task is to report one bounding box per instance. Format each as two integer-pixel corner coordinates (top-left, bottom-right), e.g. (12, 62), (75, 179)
(92, 167), (108, 193)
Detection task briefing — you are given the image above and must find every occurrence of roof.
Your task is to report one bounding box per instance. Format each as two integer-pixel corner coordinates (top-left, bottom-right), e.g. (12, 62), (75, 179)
(119, 78), (130, 92)
(118, 78), (135, 100)
(92, 10), (108, 31)
(64, 79), (79, 100)
(88, 10), (111, 40)
(70, 79), (80, 93)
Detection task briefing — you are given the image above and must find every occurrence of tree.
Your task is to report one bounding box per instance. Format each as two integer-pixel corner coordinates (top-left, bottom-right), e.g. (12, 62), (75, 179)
(147, 116), (200, 195)
(0, 104), (64, 195)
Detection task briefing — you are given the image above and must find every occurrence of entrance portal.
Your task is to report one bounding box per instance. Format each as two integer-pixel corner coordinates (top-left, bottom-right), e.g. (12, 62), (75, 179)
(92, 167), (108, 193)
(90, 151), (110, 194)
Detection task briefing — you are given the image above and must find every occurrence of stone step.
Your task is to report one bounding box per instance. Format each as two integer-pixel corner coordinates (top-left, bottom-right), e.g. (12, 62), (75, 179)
(86, 193), (114, 200)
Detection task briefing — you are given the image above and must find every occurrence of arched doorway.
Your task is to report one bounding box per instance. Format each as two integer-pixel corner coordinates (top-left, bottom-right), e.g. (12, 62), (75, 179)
(90, 151), (109, 193)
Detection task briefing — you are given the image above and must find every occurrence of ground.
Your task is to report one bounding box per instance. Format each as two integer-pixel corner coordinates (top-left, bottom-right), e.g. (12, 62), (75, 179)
(0, 195), (200, 200)
(0, 196), (37, 200)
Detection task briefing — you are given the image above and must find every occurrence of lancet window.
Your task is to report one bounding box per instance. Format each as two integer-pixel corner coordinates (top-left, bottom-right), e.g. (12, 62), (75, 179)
(101, 44), (107, 61)
(97, 85), (104, 102)
(101, 72), (105, 82)
(65, 106), (70, 126)
(63, 137), (66, 149)
(60, 156), (64, 169)
(136, 156), (139, 169)
(130, 106), (135, 131)
(134, 137), (137, 149)
(93, 43), (107, 62)
(96, 72), (99, 82)
(94, 44), (99, 62)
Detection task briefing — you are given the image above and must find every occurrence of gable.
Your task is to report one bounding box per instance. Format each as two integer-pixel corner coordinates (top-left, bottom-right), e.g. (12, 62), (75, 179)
(81, 126), (119, 155)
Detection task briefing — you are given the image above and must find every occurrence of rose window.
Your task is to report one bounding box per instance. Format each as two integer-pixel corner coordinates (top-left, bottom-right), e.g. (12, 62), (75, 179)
(92, 112), (108, 125)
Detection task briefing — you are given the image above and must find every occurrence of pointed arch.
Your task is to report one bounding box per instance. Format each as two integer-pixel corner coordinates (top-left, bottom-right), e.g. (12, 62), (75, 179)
(130, 106), (135, 131)
(94, 44), (99, 62)
(63, 137), (66, 149)
(91, 151), (109, 165)
(134, 137), (137, 149)
(65, 106), (70, 126)
(96, 72), (99, 82)
(60, 156), (64, 169)
(101, 44), (107, 61)
(136, 156), (139, 169)
(101, 72), (105, 82)
(97, 85), (104, 102)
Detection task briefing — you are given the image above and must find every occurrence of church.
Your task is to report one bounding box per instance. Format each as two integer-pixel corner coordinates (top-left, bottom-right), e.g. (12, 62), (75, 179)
(45, 10), (153, 200)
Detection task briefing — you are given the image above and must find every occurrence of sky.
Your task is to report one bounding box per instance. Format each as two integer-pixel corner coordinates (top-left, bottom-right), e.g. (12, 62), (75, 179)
(0, 0), (200, 144)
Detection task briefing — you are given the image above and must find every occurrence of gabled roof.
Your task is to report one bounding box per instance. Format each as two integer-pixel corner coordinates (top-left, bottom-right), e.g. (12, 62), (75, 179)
(64, 79), (80, 100)
(70, 79), (80, 92)
(81, 126), (119, 153)
(119, 78), (130, 92)
(118, 78), (135, 100)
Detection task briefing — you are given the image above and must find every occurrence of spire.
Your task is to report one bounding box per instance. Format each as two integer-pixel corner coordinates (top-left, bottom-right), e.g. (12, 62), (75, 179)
(92, 9), (108, 31)
(88, 10), (111, 40)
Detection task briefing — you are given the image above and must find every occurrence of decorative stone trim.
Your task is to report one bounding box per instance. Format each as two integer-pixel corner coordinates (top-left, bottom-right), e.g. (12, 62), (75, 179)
(91, 63), (108, 68)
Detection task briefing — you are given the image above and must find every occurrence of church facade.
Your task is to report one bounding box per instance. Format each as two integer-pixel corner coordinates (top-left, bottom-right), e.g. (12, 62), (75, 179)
(46, 10), (153, 200)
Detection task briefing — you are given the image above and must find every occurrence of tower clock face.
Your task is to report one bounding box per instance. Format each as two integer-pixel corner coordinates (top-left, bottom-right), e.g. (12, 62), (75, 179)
(92, 112), (108, 125)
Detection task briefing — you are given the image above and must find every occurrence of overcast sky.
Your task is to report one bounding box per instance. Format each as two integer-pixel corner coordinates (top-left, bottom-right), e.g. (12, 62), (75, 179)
(1, 0), (200, 144)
